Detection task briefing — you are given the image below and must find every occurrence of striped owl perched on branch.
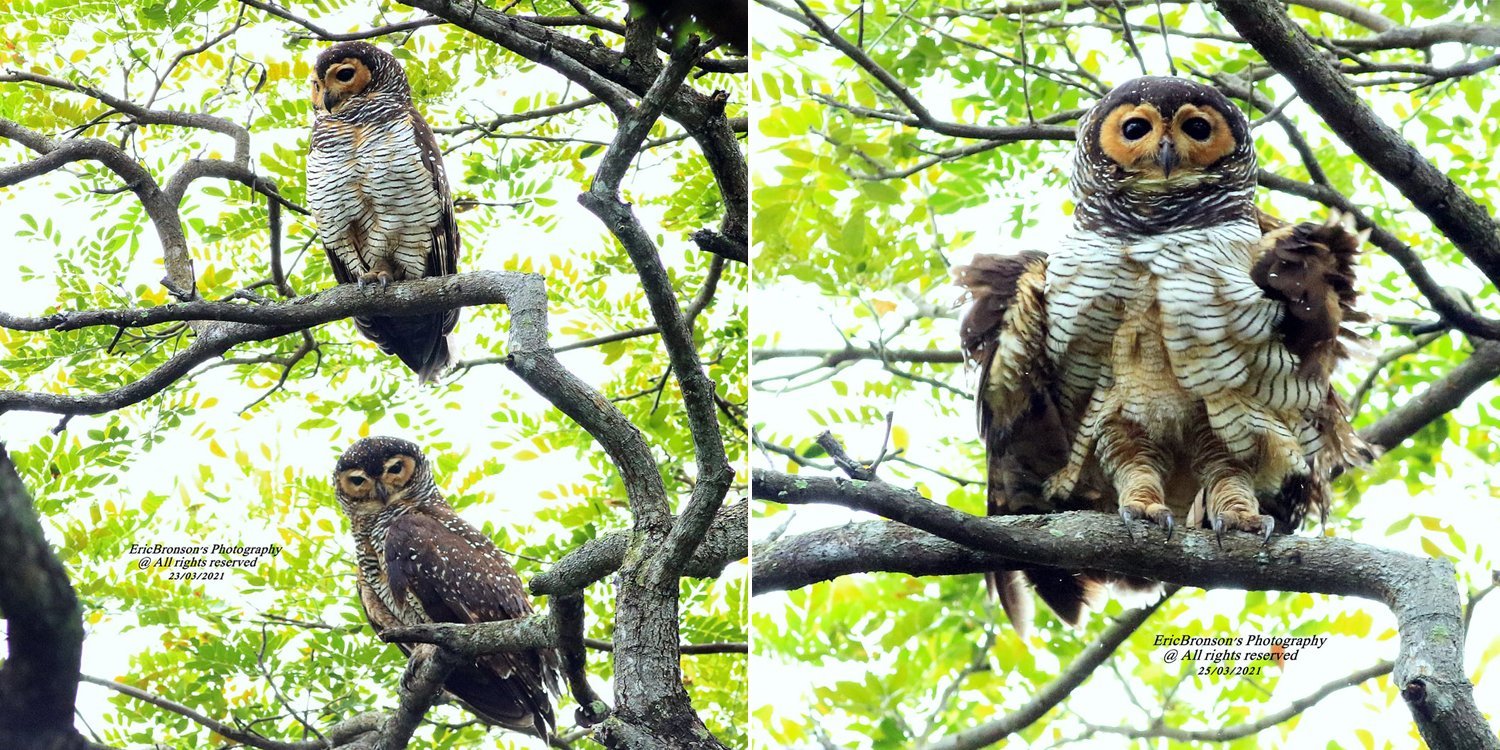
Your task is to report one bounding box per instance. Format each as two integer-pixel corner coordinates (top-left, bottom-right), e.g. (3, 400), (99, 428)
(308, 42), (459, 383)
(333, 436), (560, 738)
(955, 77), (1372, 633)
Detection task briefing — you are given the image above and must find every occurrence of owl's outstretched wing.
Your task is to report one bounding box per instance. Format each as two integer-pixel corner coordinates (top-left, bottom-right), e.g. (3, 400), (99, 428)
(1247, 212), (1375, 526)
(384, 511), (560, 738)
(956, 251), (1105, 632)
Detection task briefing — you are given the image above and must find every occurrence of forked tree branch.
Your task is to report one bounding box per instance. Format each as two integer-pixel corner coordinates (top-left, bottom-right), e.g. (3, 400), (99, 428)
(568, 26), (734, 750)
(406, 0), (749, 250)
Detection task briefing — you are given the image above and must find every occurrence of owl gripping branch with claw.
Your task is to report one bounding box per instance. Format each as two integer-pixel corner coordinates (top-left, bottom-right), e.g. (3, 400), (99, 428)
(955, 77), (1373, 633)
(333, 437), (562, 740)
(307, 42), (460, 383)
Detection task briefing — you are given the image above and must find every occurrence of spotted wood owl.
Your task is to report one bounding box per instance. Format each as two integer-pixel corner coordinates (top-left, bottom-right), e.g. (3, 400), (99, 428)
(955, 77), (1371, 633)
(308, 42), (459, 383)
(333, 436), (560, 738)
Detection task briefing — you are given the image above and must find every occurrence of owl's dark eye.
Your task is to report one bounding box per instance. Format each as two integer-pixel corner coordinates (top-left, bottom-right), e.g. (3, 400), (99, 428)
(386, 463), (403, 475)
(1121, 118), (1152, 141)
(335, 67), (356, 83)
(1182, 117), (1213, 141)
(348, 476), (366, 487)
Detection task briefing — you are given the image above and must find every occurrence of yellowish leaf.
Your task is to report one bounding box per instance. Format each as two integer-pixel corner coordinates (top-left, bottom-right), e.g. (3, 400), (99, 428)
(891, 425), (909, 451)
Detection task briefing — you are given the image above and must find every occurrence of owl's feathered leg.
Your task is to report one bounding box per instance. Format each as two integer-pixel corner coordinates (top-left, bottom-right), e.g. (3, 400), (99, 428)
(1096, 416), (1174, 540)
(1191, 425), (1275, 546)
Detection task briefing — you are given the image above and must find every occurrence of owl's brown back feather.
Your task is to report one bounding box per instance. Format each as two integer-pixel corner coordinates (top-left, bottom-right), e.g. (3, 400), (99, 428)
(384, 509), (559, 738)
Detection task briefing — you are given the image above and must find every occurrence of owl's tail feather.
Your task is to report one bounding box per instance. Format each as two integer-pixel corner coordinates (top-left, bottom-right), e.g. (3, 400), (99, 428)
(448, 659), (557, 740)
(1028, 569), (1109, 628)
(992, 568), (1154, 635)
(989, 570), (1034, 637)
(353, 314), (453, 384)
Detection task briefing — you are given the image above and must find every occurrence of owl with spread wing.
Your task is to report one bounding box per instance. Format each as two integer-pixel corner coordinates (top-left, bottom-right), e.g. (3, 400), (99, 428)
(955, 77), (1371, 632)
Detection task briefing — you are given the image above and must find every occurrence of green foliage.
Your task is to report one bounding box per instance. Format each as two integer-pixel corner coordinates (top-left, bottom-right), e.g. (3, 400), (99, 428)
(752, 1), (1500, 747)
(1, 1), (746, 747)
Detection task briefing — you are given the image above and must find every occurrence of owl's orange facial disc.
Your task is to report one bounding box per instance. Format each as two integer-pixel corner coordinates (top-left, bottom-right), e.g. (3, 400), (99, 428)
(318, 58), (372, 112)
(337, 469), (378, 503)
(380, 456), (415, 490)
(1098, 101), (1238, 185)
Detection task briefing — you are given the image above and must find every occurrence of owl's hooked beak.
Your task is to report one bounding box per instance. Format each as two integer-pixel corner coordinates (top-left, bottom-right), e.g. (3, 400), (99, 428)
(323, 91), (341, 113)
(1156, 139), (1180, 179)
(375, 481), (389, 504)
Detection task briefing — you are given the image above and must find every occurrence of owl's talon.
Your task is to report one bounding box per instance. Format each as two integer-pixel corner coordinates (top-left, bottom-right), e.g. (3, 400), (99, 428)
(1259, 515), (1276, 544)
(1162, 513), (1175, 542)
(1119, 506), (1139, 542)
(1211, 514), (1226, 548)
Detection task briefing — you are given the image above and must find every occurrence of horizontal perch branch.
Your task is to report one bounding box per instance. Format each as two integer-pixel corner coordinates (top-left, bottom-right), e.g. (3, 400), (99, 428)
(0, 271), (530, 333)
(751, 469), (1495, 750)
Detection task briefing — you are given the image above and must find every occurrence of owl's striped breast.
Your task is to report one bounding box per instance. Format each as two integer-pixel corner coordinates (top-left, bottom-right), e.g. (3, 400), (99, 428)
(307, 112), (446, 281)
(1047, 219), (1322, 463)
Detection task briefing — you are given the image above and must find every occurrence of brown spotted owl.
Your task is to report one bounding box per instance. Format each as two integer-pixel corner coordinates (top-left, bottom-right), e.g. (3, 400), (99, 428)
(333, 436), (560, 738)
(954, 77), (1371, 633)
(308, 42), (459, 383)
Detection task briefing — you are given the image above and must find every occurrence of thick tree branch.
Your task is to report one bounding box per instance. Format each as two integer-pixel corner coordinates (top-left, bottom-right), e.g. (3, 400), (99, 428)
(754, 519), (1026, 592)
(751, 470), (1496, 750)
(0, 271), (526, 333)
(0, 272), (526, 418)
(551, 593), (610, 726)
(530, 502), (748, 596)
(379, 612), (555, 658)
(0, 448), (89, 750)
(580, 37), (734, 586)
(373, 645), (458, 750)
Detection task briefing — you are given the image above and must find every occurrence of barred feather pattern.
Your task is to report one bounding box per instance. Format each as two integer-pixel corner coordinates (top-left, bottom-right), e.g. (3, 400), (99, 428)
(962, 77), (1369, 633)
(308, 112), (448, 285)
(307, 42), (459, 383)
(1045, 217), (1325, 507)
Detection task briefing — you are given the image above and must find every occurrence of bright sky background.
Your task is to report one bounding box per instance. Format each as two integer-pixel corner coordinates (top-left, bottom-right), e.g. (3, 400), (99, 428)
(748, 3), (1500, 748)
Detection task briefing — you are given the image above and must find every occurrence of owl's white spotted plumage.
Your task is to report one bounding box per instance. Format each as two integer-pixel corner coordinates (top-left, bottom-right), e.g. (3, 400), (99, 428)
(307, 41), (459, 383)
(955, 77), (1370, 632)
(333, 436), (561, 738)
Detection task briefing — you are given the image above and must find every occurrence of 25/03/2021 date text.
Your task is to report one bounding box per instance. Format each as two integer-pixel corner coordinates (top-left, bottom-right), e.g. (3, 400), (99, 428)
(1198, 665), (1263, 676)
